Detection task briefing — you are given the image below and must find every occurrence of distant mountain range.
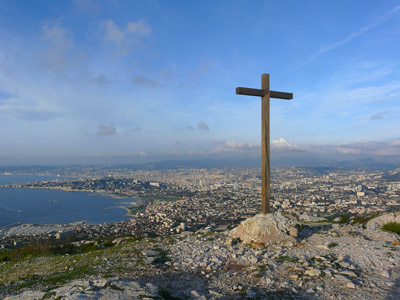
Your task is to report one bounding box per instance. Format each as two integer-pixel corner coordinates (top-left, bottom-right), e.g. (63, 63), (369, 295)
(1, 155), (400, 171)
(141, 156), (400, 170)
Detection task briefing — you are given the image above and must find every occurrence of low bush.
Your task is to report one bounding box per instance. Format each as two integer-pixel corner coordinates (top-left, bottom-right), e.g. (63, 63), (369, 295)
(337, 213), (350, 224)
(351, 213), (379, 225)
(0, 238), (113, 263)
(382, 222), (400, 234)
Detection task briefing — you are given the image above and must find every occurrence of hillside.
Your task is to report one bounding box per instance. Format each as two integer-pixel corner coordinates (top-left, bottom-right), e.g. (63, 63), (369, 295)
(1, 218), (400, 300)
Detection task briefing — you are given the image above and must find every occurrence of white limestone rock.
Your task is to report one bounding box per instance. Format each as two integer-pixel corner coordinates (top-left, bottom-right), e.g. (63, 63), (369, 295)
(366, 212), (400, 229)
(304, 268), (321, 277)
(191, 290), (201, 298)
(380, 269), (391, 278)
(142, 249), (159, 257)
(6, 279), (161, 300)
(229, 213), (298, 247)
(3, 291), (45, 300)
(298, 213), (327, 223)
(347, 282), (356, 289)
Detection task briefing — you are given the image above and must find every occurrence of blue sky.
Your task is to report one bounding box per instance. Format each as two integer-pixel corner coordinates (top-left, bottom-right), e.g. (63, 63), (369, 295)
(0, 0), (400, 165)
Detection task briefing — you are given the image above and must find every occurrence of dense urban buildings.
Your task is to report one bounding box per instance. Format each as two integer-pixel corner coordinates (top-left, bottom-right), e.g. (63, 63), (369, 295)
(1, 167), (399, 246)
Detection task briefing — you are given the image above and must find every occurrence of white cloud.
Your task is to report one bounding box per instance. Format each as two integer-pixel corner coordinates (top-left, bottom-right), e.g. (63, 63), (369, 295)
(198, 122), (209, 131)
(101, 19), (151, 54)
(211, 140), (260, 154)
(189, 62), (212, 81)
(175, 140), (185, 146)
(335, 147), (361, 154)
(316, 139), (400, 157)
(91, 74), (112, 86)
(211, 137), (400, 158)
(132, 76), (161, 88)
(370, 112), (387, 121)
(40, 19), (74, 71)
(72, 0), (99, 14)
(271, 138), (300, 150)
(293, 64), (400, 144)
(211, 138), (302, 155)
(137, 151), (148, 157)
(103, 20), (125, 44)
(126, 20), (151, 36)
(97, 123), (117, 136)
(123, 126), (142, 136)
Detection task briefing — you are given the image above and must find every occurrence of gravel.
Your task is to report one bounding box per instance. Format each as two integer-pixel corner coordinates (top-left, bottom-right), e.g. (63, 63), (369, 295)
(1, 223), (400, 299)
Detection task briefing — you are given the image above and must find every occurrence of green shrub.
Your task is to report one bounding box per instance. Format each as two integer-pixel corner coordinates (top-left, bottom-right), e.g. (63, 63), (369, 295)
(158, 288), (181, 300)
(382, 222), (400, 234)
(276, 256), (298, 263)
(338, 213), (350, 224)
(351, 213), (379, 225)
(0, 239), (103, 263)
(0, 252), (11, 262)
(81, 242), (98, 252)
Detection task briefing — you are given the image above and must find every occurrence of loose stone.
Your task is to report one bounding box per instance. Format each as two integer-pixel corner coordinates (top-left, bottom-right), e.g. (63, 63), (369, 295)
(347, 282), (356, 289)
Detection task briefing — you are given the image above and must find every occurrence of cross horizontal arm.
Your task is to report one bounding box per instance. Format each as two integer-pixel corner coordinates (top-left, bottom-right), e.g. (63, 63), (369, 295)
(270, 91), (293, 100)
(236, 87), (293, 100)
(236, 87), (265, 97)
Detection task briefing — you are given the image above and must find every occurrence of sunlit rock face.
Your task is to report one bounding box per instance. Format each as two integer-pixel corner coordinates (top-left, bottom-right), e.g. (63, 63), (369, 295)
(367, 212), (400, 229)
(229, 213), (299, 247)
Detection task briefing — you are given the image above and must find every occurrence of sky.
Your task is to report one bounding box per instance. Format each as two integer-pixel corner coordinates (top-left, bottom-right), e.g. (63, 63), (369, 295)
(0, 0), (400, 166)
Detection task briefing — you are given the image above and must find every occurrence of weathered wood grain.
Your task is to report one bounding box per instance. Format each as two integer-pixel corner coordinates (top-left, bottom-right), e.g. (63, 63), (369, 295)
(261, 74), (270, 214)
(235, 73), (293, 214)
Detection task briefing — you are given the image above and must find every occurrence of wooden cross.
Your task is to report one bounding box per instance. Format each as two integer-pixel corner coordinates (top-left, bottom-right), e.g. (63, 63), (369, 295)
(236, 73), (293, 214)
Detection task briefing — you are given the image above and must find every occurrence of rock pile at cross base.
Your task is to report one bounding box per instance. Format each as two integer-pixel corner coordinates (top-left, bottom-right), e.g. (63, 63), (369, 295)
(229, 213), (299, 247)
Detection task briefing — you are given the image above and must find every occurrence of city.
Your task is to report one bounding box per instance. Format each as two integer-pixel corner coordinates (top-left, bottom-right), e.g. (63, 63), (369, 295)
(1, 167), (399, 246)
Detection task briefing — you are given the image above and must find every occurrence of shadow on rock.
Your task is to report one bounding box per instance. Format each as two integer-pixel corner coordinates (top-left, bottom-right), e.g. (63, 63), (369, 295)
(217, 288), (320, 300)
(385, 267), (400, 300)
(140, 269), (321, 300)
(296, 223), (333, 242)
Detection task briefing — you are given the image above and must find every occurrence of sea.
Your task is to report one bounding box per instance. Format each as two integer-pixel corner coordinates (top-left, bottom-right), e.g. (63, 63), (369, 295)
(0, 174), (135, 227)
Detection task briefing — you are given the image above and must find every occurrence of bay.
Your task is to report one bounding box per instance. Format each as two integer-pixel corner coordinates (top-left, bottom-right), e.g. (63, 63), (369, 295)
(0, 175), (134, 227)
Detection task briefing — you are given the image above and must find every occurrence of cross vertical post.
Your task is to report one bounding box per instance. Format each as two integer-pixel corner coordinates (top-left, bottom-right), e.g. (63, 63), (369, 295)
(236, 73), (293, 214)
(261, 74), (270, 214)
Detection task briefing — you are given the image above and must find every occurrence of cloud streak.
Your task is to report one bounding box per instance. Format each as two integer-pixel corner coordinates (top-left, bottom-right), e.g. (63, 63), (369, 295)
(0, 97), (62, 120)
(305, 5), (400, 63)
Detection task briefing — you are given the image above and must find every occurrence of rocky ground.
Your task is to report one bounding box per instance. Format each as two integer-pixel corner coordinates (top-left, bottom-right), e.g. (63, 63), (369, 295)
(1, 221), (400, 300)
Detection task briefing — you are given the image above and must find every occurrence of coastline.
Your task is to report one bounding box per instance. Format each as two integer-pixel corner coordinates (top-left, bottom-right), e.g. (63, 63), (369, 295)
(0, 221), (86, 238)
(109, 205), (135, 217)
